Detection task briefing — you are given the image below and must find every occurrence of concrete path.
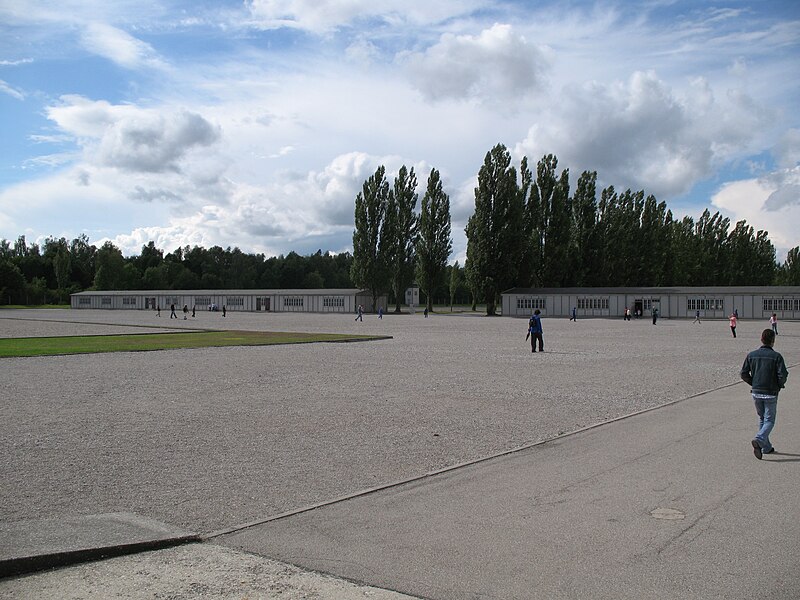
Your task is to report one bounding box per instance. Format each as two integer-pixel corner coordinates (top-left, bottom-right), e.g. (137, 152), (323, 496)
(218, 376), (800, 600)
(0, 512), (197, 578)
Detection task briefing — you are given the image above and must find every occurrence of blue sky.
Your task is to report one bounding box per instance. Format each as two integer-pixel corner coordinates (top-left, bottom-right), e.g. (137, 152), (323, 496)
(1, 0), (799, 263)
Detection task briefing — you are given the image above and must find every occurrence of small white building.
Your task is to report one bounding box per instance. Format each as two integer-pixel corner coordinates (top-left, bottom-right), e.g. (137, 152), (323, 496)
(501, 286), (800, 320)
(70, 289), (388, 314)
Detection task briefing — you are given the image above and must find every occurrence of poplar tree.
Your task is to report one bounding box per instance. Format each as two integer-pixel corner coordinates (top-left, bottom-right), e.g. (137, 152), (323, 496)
(415, 168), (452, 313)
(568, 170), (598, 286)
(449, 260), (461, 310)
(527, 154), (570, 287)
(384, 166), (418, 312)
(465, 144), (524, 315)
(351, 166), (389, 311)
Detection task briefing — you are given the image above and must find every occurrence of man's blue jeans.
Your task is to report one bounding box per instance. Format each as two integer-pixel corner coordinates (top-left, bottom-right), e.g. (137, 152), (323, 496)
(753, 396), (778, 452)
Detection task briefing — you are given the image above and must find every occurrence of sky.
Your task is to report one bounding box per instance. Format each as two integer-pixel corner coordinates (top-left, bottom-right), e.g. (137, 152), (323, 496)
(1, 0), (799, 265)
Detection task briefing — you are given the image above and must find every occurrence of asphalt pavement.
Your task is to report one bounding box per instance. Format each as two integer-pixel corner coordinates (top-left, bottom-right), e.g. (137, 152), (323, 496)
(217, 374), (800, 600)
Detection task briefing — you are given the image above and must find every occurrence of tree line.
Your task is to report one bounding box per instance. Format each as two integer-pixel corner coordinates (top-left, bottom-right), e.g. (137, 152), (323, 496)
(2, 143), (798, 308)
(464, 144), (800, 314)
(0, 234), (468, 307)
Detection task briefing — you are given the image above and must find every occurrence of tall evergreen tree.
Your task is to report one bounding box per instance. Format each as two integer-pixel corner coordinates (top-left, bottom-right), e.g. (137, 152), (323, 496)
(384, 166), (418, 312)
(527, 154), (571, 287)
(449, 260), (462, 310)
(416, 168), (452, 313)
(351, 165), (390, 311)
(568, 170), (598, 286)
(465, 144), (524, 315)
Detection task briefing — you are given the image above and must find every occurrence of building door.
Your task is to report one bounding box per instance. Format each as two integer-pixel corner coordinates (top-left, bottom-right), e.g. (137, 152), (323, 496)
(634, 299), (643, 317)
(256, 297), (261, 311)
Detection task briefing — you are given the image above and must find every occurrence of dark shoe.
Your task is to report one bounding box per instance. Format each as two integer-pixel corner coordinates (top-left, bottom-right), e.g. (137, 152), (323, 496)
(751, 439), (762, 460)
(763, 448), (776, 455)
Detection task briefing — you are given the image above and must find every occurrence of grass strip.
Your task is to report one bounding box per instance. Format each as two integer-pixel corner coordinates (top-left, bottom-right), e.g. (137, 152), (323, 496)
(0, 330), (387, 358)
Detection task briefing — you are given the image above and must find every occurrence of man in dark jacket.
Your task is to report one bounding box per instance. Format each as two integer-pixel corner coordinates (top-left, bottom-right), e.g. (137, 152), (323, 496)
(527, 309), (544, 353)
(740, 329), (788, 459)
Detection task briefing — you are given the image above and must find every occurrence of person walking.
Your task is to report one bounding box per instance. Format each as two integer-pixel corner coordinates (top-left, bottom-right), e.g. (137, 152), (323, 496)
(652, 307), (658, 325)
(729, 312), (737, 338)
(693, 309), (701, 324)
(183, 304), (188, 320)
(191, 305), (196, 318)
(355, 304), (363, 321)
(170, 303), (177, 319)
(769, 313), (778, 335)
(570, 307), (577, 322)
(222, 305), (226, 317)
(156, 305), (161, 317)
(527, 309), (544, 353)
(740, 329), (788, 459)
(378, 306), (383, 319)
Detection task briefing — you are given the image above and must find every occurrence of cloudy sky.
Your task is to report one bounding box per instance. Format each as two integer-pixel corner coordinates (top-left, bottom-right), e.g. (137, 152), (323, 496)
(1, 1), (799, 263)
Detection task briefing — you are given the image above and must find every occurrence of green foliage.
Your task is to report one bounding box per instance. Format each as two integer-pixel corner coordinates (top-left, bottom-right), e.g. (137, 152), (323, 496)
(465, 144), (525, 314)
(385, 166), (419, 312)
(416, 168), (452, 312)
(351, 165), (390, 311)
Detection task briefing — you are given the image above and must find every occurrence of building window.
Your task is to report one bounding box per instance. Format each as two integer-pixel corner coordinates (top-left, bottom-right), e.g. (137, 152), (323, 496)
(688, 298), (723, 311)
(577, 297), (609, 310)
(78, 297), (91, 305)
(195, 296), (211, 306)
(164, 297), (179, 306)
(764, 298), (798, 311)
(122, 297), (137, 306)
(283, 297), (304, 307)
(642, 298), (660, 311)
(101, 297), (111, 305)
(516, 297), (545, 310)
(226, 297), (244, 306)
(323, 297), (344, 307)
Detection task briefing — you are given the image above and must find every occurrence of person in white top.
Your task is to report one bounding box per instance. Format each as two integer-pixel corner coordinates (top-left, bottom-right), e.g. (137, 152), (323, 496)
(769, 313), (778, 335)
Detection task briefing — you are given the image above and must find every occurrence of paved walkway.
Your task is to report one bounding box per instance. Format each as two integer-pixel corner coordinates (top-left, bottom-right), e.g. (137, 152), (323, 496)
(3, 372), (797, 599)
(217, 375), (800, 600)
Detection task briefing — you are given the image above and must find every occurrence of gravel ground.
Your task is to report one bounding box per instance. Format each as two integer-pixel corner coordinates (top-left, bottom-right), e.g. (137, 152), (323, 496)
(1, 308), (798, 537)
(0, 543), (415, 600)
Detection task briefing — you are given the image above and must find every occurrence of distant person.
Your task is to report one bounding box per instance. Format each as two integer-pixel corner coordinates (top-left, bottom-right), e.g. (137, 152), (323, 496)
(222, 305), (226, 317)
(192, 305), (196, 318)
(769, 313), (778, 335)
(528, 309), (544, 353)
(156, 305), (161, 317)
(693, 309), (701, 324)
(652, 308), (658, 325)
(740, 328), (788, 459)
(378, 306), (383, 319)
(624, 307), (631, 321)
(424, 306), (429, 318)
(570, 307), (577, 321)
(729, 312), (737, 338)
(183, 304), (188, 320)
(170, 303), (177, 319)
(734, 308), (739, 319)
(355, 304), (363, 321)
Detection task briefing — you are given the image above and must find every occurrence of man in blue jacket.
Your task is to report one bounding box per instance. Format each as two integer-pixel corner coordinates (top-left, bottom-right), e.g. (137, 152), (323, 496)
(527, 309), (544, 353)
(740, 329), (788, 459)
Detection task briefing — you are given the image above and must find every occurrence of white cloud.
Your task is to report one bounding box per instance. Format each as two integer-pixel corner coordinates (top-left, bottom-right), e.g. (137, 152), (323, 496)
(245, 0), (483, 33)
(0, 58), (33, 66)
(515, 70), (773, 199)
(81, 22), (167, 70)
(0, 79), (24, 100)
(45, 96), (220, 174)
(712, 173), (800, 257)
(401, 23), (549, 103)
